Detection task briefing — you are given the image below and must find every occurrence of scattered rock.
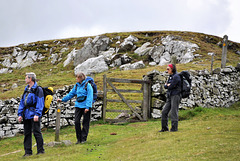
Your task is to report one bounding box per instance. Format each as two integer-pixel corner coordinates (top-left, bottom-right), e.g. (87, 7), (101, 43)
(120, 60), (145, 71)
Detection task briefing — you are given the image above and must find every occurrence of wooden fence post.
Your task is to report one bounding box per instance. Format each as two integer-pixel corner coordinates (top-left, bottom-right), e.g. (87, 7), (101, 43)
(55, 103), (61, 142)
(148, 81), (152, 118)
(208, 53), (215, 75)
(102, 74), (107, 122)
(221, 35), (228, 68)
(171, 55), (177, 65)
(142, 82), (150, 121)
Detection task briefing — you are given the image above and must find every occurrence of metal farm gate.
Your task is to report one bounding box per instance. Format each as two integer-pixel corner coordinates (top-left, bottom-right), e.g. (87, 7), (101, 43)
(102, 74), (151, 122)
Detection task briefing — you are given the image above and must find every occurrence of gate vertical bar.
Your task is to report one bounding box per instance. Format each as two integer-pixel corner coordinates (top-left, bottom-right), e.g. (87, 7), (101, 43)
(103, 74), (107, 122)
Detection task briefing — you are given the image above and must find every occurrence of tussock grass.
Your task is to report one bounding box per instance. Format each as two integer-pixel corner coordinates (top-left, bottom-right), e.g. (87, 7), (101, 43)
(0, 104), (239, 161)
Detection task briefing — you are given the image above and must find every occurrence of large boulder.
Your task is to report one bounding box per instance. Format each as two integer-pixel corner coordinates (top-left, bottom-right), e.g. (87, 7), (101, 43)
(74, 36), (111, 66)
(99, 48), (116, 65)
(109, 53), (132, 67)
(74, 42), (98, 66)
(0, 68), (9, 74)
(63, 48), (77, 67)
(92, 36), (110, 51)
(119, 35), (138, 52)
(158, 52), (171, 66)
(74, 55), (109, 75)
(149, 45), (165, 64)
(15, 51), (27, 64)
(19, 58), (34, 68)
(27, 51), (38, 61)
(134, 42), (152, 56)
(162, 35), (199, 63)
(180, 52), (195, 64)
(2, 58), (12, 68)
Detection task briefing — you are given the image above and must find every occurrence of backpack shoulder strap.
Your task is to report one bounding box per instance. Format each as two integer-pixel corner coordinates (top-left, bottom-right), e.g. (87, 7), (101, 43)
(75, 83), (78, 91)
(84, 81), (90, 90)
(22, 90), (28, 99)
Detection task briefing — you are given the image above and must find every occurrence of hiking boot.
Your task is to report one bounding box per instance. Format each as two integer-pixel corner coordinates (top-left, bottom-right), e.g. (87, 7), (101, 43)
(159, 120), (169, 132)
(158, 128), (169, 132)
(170, 121), (178, 132)
(76, 141), (81, 144)
(23, 153), (32, 157)
(81, 140), (86, 144)
(37, 151), (45, 155)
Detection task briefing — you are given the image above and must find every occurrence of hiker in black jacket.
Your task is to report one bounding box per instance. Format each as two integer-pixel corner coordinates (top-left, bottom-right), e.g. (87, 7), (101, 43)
(159, 64), (181, 132)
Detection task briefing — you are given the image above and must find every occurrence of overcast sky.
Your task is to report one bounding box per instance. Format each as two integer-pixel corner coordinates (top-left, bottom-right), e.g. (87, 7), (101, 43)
(0, 0), (239, 47)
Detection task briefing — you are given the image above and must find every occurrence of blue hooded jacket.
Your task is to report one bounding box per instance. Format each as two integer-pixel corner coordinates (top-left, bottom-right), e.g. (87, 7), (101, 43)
(18, 82), (44, 119)
(62, 79), (93, 109)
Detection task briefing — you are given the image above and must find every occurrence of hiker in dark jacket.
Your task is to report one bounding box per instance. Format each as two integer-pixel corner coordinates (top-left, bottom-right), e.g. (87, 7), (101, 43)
(57, 72), (93, 144)
(18, 72), (45, 157)
(159, 64), (181, 132)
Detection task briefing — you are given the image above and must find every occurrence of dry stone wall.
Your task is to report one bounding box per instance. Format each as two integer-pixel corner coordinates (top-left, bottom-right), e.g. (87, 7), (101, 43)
(143, 66), (240, 118)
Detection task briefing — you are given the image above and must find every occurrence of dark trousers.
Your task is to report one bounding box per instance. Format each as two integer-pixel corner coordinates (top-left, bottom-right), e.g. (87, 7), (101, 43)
(162, 95), (181, 122)
(75, 108), (91, 142)
(23, 118), (44, 154)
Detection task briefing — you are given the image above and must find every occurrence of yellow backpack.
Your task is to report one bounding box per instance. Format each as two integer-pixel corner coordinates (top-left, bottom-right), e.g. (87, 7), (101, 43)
(41, 87), (54, 115)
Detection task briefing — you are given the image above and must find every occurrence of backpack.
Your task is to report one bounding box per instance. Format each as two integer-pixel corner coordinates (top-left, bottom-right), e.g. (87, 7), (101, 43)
(178, 71), (191, 98)
(22, 86), (54, 116)
(75, 76), (98, 102)
(41, 87), (54, 115)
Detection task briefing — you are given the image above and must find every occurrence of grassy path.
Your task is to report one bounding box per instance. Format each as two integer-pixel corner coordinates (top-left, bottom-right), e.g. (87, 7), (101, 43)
(0, 106), (240, 161)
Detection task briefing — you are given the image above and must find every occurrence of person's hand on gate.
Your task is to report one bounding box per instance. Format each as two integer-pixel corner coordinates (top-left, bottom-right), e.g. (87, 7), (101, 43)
(57, 99), (62, 102)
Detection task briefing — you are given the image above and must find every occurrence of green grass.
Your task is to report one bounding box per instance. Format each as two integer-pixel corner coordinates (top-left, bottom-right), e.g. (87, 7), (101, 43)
(0, 104), (239, 161)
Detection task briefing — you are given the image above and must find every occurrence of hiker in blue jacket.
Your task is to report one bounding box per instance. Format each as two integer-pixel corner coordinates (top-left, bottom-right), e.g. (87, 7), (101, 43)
(57, 72), (93, 144)
(18, 72), (45, 157)
(159, 64), (181, 132)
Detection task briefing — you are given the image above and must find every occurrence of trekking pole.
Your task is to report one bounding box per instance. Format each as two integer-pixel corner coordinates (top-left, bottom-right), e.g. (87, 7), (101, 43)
(55, 102), (61, 142)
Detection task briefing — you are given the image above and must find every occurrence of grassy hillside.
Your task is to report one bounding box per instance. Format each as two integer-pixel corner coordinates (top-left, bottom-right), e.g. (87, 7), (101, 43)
(0, 31), (240, 100)
(0, 104), (239, 161)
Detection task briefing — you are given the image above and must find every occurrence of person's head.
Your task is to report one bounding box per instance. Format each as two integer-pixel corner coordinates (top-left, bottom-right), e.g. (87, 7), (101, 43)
(75, 72), (86, 83)
(167, 64), (176, 74)
(25, 72), (36, 84)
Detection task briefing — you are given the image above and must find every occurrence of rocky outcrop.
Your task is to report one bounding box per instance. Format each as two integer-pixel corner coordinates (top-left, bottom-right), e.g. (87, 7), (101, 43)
(136, 35), (199, 65)
(0, 34), (200, 75)
(0, 48), (42, 70)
